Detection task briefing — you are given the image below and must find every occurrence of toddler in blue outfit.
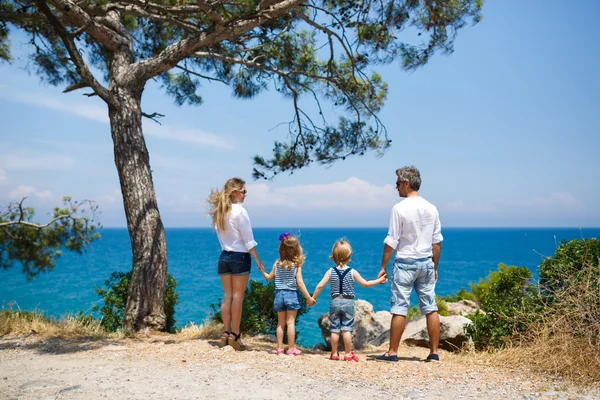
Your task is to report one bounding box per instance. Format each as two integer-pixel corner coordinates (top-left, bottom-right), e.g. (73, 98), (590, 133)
(312, 240), (387, 362)
(260, 233), (315, 355)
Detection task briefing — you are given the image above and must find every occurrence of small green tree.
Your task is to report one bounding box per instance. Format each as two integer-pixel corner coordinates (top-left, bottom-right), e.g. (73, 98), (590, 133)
(211, 280), (309, 336)
(0, 197), (100, 280)
(466, 263), (539, 349)
(94, 271), (179, 333)
(539, 238), (600, 299)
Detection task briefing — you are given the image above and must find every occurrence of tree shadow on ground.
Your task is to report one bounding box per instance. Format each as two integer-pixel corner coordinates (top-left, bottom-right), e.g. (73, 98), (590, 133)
(0, 336), (124, 355)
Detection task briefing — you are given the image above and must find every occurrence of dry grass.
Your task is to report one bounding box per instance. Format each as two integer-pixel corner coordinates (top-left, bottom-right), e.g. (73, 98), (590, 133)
(0, 308), (107, 338)
(491, 266), (600, 385)
(176, 319), (224, 340)
(0, 308), (225, 342)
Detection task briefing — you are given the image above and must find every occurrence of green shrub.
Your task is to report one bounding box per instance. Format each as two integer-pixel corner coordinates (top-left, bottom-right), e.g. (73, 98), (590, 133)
(210, 280), (309, 336)
(406, 297), (449, 321)
(406, 305), (420, 321)
(539, 238), (600, 300)
(537, 238), (600, 339)
(93, 271), (179, 333)
(466, 263), (540, 349)
(442, 288), (476, 303)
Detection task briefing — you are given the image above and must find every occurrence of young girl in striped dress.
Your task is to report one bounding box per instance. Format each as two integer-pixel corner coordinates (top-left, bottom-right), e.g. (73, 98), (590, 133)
(260, 233), (316, 355)
(311, 240), (387, 362)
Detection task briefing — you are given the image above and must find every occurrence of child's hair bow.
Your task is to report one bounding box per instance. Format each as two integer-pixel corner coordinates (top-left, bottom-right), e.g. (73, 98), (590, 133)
(278, 232), (293, 241)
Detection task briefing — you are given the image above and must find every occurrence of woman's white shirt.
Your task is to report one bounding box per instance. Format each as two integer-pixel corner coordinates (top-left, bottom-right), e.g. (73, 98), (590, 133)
(216, 203), (258, 252)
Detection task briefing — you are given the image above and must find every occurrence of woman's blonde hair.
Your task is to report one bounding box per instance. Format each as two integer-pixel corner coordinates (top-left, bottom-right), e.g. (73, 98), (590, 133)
(278, 235), (305, 269)
(330, 240), (352, 266)
(207, 177), (245, 232)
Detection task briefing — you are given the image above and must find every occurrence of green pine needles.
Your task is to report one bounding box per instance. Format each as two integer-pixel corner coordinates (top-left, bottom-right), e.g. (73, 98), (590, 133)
(0, 197), (100, 281)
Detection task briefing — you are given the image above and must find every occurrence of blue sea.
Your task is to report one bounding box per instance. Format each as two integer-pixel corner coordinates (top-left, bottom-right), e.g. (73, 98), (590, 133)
(2, 227), (599, 347)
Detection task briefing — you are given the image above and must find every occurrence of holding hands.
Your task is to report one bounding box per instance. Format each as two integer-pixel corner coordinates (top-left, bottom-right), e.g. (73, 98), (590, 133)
(257, 261), (265, 272)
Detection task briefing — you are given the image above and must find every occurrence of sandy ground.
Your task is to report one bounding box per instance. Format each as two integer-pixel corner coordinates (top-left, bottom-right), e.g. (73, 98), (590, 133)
(0, 334), (598, 400)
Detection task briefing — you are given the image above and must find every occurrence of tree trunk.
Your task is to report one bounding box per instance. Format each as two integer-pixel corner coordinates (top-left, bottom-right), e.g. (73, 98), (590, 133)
(108, 85), (167, 332)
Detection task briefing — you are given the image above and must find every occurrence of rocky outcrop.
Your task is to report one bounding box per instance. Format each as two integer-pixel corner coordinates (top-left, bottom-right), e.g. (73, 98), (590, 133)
(317, 300), (474, 351)
(369, 315), (473, 351)
(446, 300), (478, 316)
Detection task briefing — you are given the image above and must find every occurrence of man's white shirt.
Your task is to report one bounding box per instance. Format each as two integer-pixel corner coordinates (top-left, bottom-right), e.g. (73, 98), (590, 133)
(216, 203), (258, 252)
(384, 196), (443, 259)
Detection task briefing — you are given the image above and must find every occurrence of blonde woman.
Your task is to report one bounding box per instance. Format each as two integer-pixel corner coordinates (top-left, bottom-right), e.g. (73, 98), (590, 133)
(260, 233), (315, 356)
(208, 177), (265, 351)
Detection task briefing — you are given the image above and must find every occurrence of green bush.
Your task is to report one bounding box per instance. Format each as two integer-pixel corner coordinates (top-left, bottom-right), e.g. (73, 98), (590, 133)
(93, 271), (179, 333)
(406, 297), (449, 321)
(441, 288), (476, 303)
(537, 238), (600, 336)
(539, 238), (600, 299)
(466, 263), (540, 349)
(210, 280), (309, 336)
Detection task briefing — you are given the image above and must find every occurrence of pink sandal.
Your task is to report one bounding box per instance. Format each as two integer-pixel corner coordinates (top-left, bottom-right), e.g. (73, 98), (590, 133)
(329, 353), (340, 361)
(286, 348), (302, 356)
(344, 352), (359, 362)
(276, 348), (285, 355)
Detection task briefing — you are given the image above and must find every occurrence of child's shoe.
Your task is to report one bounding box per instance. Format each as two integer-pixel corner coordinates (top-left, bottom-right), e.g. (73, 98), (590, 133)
(329, 353), (340, 361)
(286, 348), (302, 356)
(276, 348), (285, 355)
(343, 352), (359, 362)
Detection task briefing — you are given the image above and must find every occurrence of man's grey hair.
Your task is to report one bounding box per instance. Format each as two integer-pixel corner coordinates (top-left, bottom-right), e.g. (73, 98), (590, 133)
(396, 166), (421, 191)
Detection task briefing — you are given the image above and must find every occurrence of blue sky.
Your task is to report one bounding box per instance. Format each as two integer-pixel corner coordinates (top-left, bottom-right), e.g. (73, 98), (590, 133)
(0, 0), (599, 228)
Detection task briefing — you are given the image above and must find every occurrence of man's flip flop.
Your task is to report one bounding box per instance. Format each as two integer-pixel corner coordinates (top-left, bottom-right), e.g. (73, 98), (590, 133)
(373, 353), (399, 363)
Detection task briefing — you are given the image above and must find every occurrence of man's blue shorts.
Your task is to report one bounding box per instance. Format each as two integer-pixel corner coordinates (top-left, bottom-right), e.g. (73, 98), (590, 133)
(390, 258), (438, 316)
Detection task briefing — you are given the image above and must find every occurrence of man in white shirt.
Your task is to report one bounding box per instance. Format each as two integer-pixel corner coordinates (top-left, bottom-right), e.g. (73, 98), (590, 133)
(375, 166), (443, 363)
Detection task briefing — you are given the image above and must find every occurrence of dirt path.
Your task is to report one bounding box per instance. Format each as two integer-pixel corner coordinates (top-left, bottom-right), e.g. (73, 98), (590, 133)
(0, 335), (598, 400)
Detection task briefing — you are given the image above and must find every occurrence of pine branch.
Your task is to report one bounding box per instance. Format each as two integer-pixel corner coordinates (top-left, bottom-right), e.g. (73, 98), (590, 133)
(34, 0), (114, 106)
(131, 0), (306, 82)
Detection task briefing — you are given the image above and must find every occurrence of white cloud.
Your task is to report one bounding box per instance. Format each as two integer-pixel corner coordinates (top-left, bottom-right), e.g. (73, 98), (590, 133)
(496, 192), (584, 211)
(0, 91), (109, 123)
(151, 154), (200, 170)
(446, 192), (585, 215)
(96, 189), (123, 205)
(8, 185), (53, 200)
(446, 200), (496, 213)
(0, 168), (6, 183)
(144, 124), (234, 150)
(1, 88), (233, 150)
(0, 154), (76, 170)
(157, 195), (205, 209)
(244, 177), (398, 210)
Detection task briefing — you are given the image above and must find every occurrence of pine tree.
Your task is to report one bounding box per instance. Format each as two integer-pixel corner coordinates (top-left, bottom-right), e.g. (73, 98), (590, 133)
(0, 0), (482, 332)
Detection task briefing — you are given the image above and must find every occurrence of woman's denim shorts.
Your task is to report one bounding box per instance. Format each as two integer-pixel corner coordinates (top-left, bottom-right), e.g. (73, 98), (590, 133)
(217, 251), (251, 276)
(273, 289), (301, 312)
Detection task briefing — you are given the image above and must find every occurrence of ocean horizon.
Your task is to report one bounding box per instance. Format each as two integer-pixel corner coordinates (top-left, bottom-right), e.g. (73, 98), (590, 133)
(2, 227), (599, 347)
